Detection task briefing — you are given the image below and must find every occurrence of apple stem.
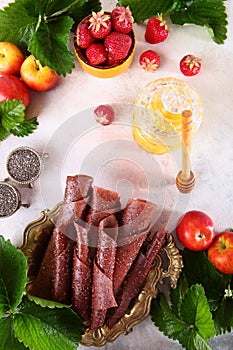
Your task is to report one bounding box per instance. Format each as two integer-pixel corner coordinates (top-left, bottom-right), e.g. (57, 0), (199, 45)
(33, 58), (42, 71)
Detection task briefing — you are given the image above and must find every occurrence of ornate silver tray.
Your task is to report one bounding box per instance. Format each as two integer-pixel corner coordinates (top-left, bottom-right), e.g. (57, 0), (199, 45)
(21, 203), (183, 347)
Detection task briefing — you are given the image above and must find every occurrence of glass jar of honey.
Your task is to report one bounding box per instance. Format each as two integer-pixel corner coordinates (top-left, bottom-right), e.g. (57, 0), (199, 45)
(132, 77), (203, 154)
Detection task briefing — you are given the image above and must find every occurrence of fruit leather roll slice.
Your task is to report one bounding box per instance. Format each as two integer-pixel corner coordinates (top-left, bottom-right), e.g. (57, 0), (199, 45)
(29, 225), (76, 303)
(72, 211), (111, 325)
(86, 186), (121, 256)
(51, 227), (76, 304)
(29, 199), (88, 301)
(113, 198), (157, 295)
(108, 228), (166, 329)
(29, 233), (55, 300)
(72, 222), (92, 326)
(55, 198), (90, 240)
(64, 174), (93, 202)
(91, 215), (118, 330)
(51, 175), (93, 303)
(88, 186), (121, 214)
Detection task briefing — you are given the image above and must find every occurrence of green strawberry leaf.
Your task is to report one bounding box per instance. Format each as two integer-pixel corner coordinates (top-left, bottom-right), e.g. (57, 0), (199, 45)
(151, 293), (187, 340)
(213, 294), (233, 335)
(67, 0), (102, 26)
(117, 0), (227, 44)
(28, 295), (71, 309)
(0, 278), (9, 318)
(0, 100), (25, 131)
(0, 236), (27, 313)
(11, 117), (38, 137)
(0, 124), (10, 141)
(39, 0), (83, 16)
(29, 16), (75, 76)
(170, 0), (228, 45)
(0, 316), (28, 350)
(14, 297), (84, 350)
(0, 0), (39, 53)
(117, 0), (174, 22)
(182, 249), (231, 311)
(41, 0), (101, 22)
(170, 273), (189, 317)
(180, 284), (215, 340)
(151, 285), (215, 350)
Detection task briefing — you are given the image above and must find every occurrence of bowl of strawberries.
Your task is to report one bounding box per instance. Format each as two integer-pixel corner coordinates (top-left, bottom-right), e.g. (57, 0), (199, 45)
(74, 7), (136, 78)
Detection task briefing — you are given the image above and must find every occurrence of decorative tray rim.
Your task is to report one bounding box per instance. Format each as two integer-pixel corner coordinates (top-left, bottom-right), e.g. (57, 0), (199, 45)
(21, 203), (183, 347)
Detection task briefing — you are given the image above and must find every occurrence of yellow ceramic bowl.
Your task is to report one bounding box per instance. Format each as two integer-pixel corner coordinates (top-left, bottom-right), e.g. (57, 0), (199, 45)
(74, 14), (136, 78)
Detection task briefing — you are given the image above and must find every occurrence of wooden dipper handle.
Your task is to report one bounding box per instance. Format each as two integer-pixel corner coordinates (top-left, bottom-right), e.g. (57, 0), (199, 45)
(176, 110), (195, 193)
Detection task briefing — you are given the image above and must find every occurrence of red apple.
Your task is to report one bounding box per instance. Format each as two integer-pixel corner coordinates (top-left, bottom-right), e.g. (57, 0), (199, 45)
(0, 41), (25, 76)
(0, 75), (30, 107)
(207, 231), (233, 274)
(20, 55), (59, 92)
(176, 210), (214, 251)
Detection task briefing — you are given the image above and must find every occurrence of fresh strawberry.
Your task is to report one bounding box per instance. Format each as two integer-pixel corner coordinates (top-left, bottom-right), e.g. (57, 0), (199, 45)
(76, 23), (95, 49)
(107, 55), (121, 67)
(145, 15), (169, 44)
(139, 50), (160, 72)
(88, 10), (111, 39)
(94, 104), (115, 125)
(111, 6), (134, 34)
(104, 32), (132, 60)
(180, 54), (201, 76)
(86, 43), (108, 66)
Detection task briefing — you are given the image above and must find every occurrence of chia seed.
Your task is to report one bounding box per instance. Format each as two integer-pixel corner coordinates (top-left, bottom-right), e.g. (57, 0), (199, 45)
(6, 147), (42, 184)
(0, 182), (19, 217)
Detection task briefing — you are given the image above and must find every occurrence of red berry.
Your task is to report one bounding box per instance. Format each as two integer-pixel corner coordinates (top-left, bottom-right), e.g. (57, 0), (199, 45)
(180, 54), (201, 76)
(139, 50), (160, 72)
(86, 43), (107, 66)
(106, 55), (121, 67)
(94, 105), (115, 125)
(111, 6), (134, 34)
(76, 23), (95, 48)
(145, 15), (168, 44)
(88, 10), (111, 39)
(104, 32), (132, 60)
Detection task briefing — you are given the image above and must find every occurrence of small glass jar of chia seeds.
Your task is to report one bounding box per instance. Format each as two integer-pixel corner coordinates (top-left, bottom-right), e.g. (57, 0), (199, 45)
(0, 181), (29, 218)
(6, 146), (43, 188)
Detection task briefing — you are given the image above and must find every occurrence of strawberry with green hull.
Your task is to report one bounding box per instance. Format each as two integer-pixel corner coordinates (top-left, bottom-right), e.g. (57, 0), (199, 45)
(88, 10), (111, 39)
(145, 15), (169, 44)
(139, 50), (160, 72)
(111, 6), (134, 34)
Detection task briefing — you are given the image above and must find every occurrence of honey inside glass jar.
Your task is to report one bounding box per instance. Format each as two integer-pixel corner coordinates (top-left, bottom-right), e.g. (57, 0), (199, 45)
(132, 77), (203, 154)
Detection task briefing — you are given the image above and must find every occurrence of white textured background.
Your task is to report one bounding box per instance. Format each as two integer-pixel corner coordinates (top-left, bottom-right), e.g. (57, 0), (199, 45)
(0, 0), (232, 349)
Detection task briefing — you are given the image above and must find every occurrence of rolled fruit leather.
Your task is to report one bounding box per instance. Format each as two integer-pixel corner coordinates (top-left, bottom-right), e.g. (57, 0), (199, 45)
(91, 214), (118, 330)
(72, 186), (121, 326)
(29, 175), (93, 303)
(108, 228), (167, 329)
(113, 198), (157, 296)
(85, 186), (121, 257)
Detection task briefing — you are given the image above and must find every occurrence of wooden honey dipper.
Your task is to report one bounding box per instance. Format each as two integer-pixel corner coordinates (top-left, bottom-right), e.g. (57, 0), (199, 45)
(176, 110), (196, 194)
